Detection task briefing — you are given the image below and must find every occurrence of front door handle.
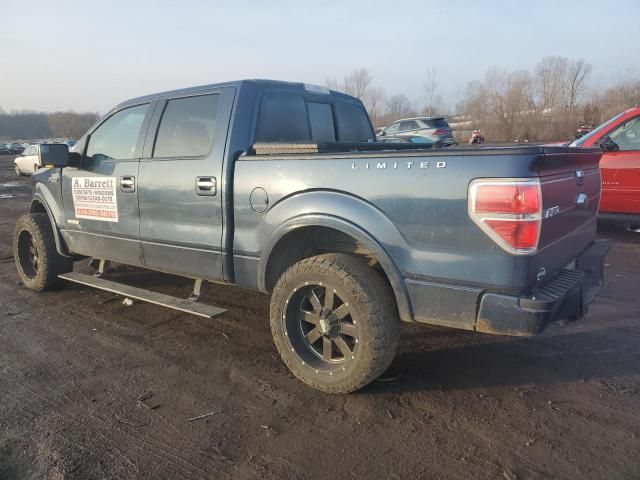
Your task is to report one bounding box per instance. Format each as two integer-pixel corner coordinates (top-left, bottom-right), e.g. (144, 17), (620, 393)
(195, 176), (216, 196)
(120, 176), (135, 192)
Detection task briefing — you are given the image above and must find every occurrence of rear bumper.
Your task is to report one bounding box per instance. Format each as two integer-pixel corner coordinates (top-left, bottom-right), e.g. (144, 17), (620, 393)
(475, 239), (611, 336)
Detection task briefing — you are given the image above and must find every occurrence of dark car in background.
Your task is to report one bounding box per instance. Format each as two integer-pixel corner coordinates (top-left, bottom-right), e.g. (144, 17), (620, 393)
(9, 143), (25, 154)
(378, 116), (455, 146)
(0, 144), (10, 155)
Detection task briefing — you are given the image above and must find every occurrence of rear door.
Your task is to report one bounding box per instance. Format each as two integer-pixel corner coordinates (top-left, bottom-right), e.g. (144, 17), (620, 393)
(599, 115), (640, 214)
(60, 103), (152, 265)
(138, 87), (235, 281)
(398, 120), (420, 137)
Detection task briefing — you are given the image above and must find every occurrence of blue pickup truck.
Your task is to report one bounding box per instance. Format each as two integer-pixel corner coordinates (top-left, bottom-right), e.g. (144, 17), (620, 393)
(13, 79), (609, 393)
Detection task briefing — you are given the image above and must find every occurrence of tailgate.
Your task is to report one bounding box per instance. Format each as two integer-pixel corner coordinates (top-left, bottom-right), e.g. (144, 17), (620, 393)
(534, 147), (602, 278)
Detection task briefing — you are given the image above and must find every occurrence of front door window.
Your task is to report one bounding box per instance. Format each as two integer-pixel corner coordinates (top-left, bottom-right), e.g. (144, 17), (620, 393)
(606, 116), (640, 151)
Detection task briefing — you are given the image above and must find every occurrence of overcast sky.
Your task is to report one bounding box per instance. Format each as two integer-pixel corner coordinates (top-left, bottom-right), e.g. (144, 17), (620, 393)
(1, 0), (638, 114)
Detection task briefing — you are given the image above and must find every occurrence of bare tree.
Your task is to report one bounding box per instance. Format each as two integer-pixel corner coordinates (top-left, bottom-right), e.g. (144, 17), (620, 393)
(384, 94), (414, 121)
(48, 111), (99, 139)
(422, 67), (439, 116)
(598, 70), (640, 118)
(535, 56), (568, 111)
(325, 68), (386, 126)
(343, 68), (372, 100)
(325, 77), (340, 91)
(363, 87), (387, 127)
(564, 59), (592, 113)
(0, 110), (98, 140)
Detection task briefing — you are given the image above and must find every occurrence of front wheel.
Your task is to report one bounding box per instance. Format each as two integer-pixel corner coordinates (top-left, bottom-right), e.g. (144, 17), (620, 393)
(14, 213), (73, 291)
(14, 165), (22, 176)
(270, 253), (400, 394)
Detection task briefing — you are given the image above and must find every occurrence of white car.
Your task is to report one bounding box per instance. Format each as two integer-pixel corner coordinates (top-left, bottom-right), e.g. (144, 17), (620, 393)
(14, 144), (43, 176)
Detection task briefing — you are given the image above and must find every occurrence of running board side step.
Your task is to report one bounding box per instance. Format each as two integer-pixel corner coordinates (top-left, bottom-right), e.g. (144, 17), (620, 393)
(58, 272), (227, 319)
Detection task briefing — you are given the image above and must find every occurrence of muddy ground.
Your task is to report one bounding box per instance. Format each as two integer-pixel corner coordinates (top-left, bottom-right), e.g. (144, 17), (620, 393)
(0, 156), (639, 479)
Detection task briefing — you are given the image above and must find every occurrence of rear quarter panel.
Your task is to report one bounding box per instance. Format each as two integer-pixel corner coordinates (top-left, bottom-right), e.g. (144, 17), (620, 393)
(232, 150), (546, 292)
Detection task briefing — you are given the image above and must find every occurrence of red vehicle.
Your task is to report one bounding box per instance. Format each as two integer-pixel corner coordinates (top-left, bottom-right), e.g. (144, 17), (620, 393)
(571, 107), (640, 224)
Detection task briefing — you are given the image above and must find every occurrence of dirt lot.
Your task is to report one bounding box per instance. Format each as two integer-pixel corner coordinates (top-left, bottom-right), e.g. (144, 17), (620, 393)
(1, 157), (639, 480)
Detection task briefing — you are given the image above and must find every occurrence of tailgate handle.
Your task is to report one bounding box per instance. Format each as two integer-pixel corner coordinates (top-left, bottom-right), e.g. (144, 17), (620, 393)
(575, 169), (584, 185)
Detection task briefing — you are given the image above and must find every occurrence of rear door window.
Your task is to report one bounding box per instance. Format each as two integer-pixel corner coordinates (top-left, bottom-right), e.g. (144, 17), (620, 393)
(256, 94), (310, 142)
(153, 94), (221, 158)
(399, 120), (419, 131)
(308, 102), (336, 142)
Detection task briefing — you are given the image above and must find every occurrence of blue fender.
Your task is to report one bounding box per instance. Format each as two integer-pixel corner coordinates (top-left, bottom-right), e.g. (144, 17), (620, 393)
(254, 191), (414, 323)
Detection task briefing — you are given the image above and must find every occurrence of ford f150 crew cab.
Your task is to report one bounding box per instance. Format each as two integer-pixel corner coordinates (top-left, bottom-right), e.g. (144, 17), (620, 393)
(13, 80), (610, 393)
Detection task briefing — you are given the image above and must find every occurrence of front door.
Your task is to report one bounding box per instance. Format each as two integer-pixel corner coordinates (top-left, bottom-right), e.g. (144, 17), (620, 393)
(60, 103), (152, 265)
(138, 87), (235, 281)
(599, 115), (640, 214)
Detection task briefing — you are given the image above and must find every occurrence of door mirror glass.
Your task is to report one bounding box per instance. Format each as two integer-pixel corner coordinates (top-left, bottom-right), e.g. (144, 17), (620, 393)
(40, 143), (70, 167)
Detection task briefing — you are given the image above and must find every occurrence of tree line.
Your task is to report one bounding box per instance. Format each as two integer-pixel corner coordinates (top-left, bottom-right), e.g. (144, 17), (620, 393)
(0, 109), (99, 141)
(328, 58), (640, 142)
(3, 59), (639, 143)
(458, 57), (640, 142)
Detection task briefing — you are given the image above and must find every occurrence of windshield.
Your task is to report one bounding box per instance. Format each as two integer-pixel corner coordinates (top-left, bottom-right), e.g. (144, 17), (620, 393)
(570, 112), (625, 147)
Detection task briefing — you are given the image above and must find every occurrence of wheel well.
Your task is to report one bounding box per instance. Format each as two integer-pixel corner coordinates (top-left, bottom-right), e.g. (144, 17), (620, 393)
(264, 226), (390, 292)
(30, 200), (47, 215)
(29, 200), (73, 258)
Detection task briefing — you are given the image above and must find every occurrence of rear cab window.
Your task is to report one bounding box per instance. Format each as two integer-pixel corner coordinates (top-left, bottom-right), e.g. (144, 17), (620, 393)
(308, 102), (336, 142)
(255, 92), (373, 144)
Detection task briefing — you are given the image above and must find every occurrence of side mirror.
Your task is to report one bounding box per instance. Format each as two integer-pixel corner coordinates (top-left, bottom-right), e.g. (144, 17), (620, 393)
(39, 143), (70, 167)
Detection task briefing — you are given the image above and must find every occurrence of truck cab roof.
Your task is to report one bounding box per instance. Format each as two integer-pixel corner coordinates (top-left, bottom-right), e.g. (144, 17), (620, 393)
(116, 79), (360, 110)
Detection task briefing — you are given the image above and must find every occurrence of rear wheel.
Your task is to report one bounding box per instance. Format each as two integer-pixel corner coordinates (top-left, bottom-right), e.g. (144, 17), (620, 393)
(14, 213), (73, 291)
(270, 253), (400, 394)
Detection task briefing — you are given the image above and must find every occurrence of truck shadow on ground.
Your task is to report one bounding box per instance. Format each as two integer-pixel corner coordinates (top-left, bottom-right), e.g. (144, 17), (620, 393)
(363, 323), (640, 395)
(66, 239), (638, 398)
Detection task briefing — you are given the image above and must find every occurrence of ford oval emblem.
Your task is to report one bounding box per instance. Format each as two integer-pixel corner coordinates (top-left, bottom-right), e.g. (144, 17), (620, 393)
(576, 193), (588, 207)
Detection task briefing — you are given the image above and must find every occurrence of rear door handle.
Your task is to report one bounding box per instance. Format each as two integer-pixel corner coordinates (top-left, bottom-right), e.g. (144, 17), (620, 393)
(195, 176), (216, 196)
(120, 176), (135, 192)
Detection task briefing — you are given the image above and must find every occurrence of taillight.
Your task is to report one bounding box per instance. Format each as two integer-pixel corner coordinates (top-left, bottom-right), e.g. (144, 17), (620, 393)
(433, 129), (449, 136)
(469, 179), (542, 254)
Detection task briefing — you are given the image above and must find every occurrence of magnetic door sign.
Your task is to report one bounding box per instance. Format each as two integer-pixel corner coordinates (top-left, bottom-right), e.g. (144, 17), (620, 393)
(71, 177), (118, 222)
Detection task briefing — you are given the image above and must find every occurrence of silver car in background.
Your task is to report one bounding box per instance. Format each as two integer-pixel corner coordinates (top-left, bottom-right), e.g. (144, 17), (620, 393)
(379, 116), (455, 146)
